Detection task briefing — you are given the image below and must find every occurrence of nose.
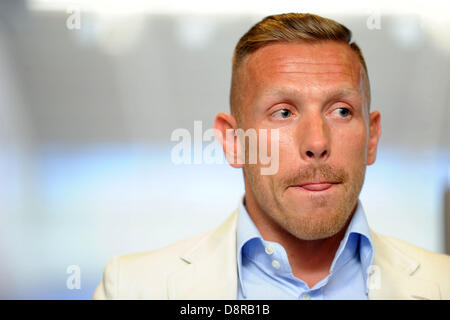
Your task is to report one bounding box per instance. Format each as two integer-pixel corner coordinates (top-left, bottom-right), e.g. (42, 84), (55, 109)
(299, 115), (330, 162)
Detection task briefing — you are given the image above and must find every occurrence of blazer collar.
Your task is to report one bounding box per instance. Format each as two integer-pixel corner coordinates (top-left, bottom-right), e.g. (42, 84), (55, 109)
(369, 230), (440, 300)
(167, 211), (239, 299)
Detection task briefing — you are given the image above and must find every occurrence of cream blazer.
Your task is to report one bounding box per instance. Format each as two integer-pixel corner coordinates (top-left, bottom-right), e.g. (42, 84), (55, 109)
(93, 211), (450, 300)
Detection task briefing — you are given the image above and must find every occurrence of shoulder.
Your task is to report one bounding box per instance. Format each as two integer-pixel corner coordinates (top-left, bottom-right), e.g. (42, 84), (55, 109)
(93, 230), (212, 299)
(372, 231), (450, 291)
(93, 212), (238, 299)
(118, 231), (210, 270)
(115, 211), (238, 274)
(374, 232), (450, 266)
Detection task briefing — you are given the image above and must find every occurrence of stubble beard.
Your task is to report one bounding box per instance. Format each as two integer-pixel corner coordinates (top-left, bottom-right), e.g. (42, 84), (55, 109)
(245, 163), (366, 241)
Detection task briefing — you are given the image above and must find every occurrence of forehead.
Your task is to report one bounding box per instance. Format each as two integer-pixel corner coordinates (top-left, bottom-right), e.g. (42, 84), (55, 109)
(242, 41), (363, 94)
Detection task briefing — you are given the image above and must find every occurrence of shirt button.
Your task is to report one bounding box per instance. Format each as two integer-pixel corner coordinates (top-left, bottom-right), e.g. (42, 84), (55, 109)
(302, 293), (311, 300)
(265, 245), (274, 255)
(271, 260), (281, 269)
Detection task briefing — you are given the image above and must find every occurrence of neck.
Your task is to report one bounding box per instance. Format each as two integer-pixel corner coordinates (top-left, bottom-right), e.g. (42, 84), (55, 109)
(244, 193), (355, 288)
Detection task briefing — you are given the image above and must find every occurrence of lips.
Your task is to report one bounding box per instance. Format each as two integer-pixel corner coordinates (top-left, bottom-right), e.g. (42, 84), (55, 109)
(291, 182), (339, 191)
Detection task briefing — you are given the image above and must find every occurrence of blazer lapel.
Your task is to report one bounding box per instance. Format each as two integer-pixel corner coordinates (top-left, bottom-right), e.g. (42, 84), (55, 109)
(167, 211), (239, 299)
(368, 230), (441, 300)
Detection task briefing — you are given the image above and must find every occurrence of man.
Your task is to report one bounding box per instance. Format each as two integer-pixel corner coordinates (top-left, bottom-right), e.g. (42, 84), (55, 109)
(93, 13), (450, 300)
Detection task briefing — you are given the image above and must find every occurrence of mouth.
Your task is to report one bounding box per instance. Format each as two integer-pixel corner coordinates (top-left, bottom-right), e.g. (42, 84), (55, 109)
(290, 181), (341, 192)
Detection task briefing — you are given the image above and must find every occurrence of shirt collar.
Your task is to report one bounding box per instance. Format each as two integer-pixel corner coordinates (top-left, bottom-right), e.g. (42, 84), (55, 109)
(330, 198), (374, 293)
(236, 196), (263, 257)
(236, 195), (261, 298)
(236, 195), (374, 298)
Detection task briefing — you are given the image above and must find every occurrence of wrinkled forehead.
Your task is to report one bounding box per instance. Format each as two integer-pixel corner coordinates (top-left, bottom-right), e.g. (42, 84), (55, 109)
(242, 41), (364, 94)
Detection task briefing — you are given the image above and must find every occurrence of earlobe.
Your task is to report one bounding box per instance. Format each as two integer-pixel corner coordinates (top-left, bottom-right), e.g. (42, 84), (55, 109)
(367, 110), (381, 165)
(213, 113), (243, 169)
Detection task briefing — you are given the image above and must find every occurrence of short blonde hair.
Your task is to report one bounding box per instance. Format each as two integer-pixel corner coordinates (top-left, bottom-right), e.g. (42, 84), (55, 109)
(230, 13), (371, 120)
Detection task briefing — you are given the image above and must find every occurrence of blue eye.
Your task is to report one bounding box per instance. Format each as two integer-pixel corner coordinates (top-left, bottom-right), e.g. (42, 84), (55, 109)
(335, 108), (351, 118)
(272, 109), (292, 119)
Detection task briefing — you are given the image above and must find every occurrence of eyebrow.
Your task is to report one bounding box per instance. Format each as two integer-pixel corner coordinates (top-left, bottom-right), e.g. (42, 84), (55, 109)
(326, 87), (362, 102)
(257, 86), (362, 105)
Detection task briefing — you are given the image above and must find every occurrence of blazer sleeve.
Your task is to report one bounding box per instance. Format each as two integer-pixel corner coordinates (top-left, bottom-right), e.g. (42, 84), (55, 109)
(92, 256), (118, 300)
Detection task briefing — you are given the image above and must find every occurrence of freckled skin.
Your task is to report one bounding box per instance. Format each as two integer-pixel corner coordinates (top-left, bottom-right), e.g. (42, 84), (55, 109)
(215, 41), (381, 286)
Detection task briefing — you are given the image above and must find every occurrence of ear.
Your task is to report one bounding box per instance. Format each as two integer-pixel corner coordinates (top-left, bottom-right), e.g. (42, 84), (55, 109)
(367, 110), (381, 165)
(214, 112), (243, 169)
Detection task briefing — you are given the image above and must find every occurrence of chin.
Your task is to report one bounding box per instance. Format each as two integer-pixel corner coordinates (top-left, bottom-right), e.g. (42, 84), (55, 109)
(284, 191), (340, 213)
(279, 206), (351, 241)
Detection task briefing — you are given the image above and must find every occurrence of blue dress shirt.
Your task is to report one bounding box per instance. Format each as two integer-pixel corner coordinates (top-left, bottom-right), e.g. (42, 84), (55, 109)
(236, 197), (374, 300)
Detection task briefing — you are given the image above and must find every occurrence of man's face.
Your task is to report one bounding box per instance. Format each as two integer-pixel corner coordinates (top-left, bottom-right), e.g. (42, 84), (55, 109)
(235, 41), (381, 241)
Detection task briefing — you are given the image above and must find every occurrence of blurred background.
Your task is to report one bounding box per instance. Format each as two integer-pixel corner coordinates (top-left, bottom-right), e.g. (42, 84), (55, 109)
(0, 0), (448, 299)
